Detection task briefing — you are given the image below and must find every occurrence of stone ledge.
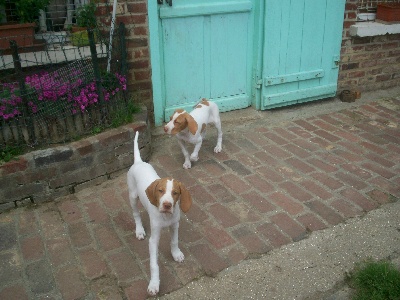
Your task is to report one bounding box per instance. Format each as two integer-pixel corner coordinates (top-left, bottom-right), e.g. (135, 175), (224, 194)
(350, 22), (400, 37)
(0, 105), (151, 212)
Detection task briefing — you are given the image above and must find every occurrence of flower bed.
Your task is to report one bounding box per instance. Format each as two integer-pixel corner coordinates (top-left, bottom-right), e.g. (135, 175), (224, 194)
(0, 58), (129, 148)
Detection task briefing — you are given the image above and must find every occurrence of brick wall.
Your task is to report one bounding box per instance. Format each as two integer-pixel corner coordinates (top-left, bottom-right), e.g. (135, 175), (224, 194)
(0, 108), (151, 212)
(339, 0), (400, 92)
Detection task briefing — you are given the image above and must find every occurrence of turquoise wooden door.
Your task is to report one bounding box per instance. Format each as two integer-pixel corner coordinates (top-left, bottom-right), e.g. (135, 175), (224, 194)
(150, 0), (255, 125)
(260, 0), (345, 109)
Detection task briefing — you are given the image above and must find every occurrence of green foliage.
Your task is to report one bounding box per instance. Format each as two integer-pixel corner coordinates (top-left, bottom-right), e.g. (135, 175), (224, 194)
(14, 0), (50, 24)
(75, 2), (97, 28)
(110, 100), (140, 128)
(350, 260), (400, 300)
(1, 144), (23, 163)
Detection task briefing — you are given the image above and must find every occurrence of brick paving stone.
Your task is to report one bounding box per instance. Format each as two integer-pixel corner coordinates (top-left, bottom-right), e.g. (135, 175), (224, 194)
(307, 158), (338, 173)
(283, 144), (311, 159)
(294, 119), (318, 131)
(244, 175), (275, 194)
(68, 222), (93, 248)
(38, 208), (67, 239)
(203, 224), (235, 249)
(220, 174), (251, 194)
(58, 198), (82, 224)
(285, 157), (315, 173)
(124, 279), (149, 300)
(253, 151), (281, 166)
(232, 225), (271, 254)
(270, 192), (303, 215)
(85, 202), (110, 224)
(287, 126), (313, 139)
(47, 237), (75, 267)
(26, 259), (55, 294)
(0, 284), (29, 300)
(305, 200), (344, 225)
(223, 159), (252, 175)
(256, 223), (291, 248)
(270, 213), (307, 242)
(234, 153), (262, 168)
(94, 225), (123, 251)
(311, 172), (344, 190)
(108, 250), (142, 283)
(257, 166), (285, 183)
(297, 213), (327, 231)
(300, 180), (332, 200)
(55, 265), (87, 300)
(189, 243), (229, 276)
(114, 211), (136, 233)
(263, 131), (289, 145)
(341, 163), (372, 179)
(366, 189), (395, 205)
(331, 199), (363, 218)
(244, 191), (276, 213)
(279, 181), (313, 202)
(208, 203), (240, 228)
(341, 188), (379, 212)
(263, 144), (292, 159)
(208, 184), (235, 202)
(188, 185), (215, 205)
(0, 251), (23, 286)
(334, 172), (368, 190)
(362, 162), (396, 179)
(90, 277), (124, 300)
(17, 210), (38, 236)
(312, 119), (338, 132)
(20, 235), (45, 261)
(79, 248), (109, 279)
(0, 222), (17, 251)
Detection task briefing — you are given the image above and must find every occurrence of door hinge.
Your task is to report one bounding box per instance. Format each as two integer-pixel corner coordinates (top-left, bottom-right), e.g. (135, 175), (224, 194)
(255, 79), (262, 89)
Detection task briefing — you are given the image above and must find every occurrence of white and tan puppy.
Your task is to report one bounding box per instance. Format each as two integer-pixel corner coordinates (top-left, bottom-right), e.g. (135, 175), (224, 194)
(164, 99), (223, 169)
(127, 131), (192, 296)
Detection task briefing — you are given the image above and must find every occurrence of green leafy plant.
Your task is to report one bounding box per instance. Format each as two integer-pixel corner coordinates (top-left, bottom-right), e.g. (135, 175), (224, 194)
(75, 1), (97, 29)
(110, 100), (140, 128)
(1, 144), (23, 163)
(350, 259), (400, 300)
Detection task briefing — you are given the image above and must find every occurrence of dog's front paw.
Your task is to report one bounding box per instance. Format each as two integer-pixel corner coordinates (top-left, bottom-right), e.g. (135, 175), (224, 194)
(172, 249), (185, 263)
(183, 161), (192, 169)
(190, 154), (199, 162)
(136, 227), (146, 240)
(147, 280), (160, 296)
(214, 145), (222, 153)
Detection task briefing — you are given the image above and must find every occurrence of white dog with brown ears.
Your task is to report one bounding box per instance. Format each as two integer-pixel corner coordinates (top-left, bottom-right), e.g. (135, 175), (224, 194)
(127, 131), (192, 296)
(164, 99), (223, 169)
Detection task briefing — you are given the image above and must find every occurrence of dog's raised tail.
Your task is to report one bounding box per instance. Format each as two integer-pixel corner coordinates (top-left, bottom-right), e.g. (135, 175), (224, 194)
(134, 131), (143, 164)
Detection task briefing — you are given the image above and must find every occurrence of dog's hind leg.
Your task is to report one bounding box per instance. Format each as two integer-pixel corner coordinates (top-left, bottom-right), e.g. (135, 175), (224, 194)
(127, 171), (146, 240)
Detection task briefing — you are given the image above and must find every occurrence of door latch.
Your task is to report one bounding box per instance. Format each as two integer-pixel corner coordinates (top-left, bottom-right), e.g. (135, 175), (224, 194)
(166, 0), (172, 6)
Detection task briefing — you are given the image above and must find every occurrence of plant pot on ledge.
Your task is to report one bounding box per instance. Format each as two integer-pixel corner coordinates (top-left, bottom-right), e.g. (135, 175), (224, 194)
(376, 3), (400, 24)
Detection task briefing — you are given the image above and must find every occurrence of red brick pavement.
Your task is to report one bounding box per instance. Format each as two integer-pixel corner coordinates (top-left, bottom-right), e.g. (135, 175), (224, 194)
(0, 97), (399, 299)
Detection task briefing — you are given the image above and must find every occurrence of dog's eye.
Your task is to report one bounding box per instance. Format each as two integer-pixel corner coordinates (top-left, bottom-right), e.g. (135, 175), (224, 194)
(158, 189), (164, 193)
(172, 191), (178, 196)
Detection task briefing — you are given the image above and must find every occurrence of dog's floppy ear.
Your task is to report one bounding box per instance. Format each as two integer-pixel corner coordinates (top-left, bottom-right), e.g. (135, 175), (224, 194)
(145, 179), (160, 208)
(185, 114), (198, 135)
(179, 182), (192, 213)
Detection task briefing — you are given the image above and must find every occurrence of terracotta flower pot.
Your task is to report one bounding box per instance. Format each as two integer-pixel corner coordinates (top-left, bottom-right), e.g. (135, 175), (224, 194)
(376, 3), (400, 24)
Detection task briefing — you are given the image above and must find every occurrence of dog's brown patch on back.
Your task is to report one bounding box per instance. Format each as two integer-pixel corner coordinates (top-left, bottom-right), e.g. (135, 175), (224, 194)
(195, 105), (202, 109)
(201, 98), (210, 106)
